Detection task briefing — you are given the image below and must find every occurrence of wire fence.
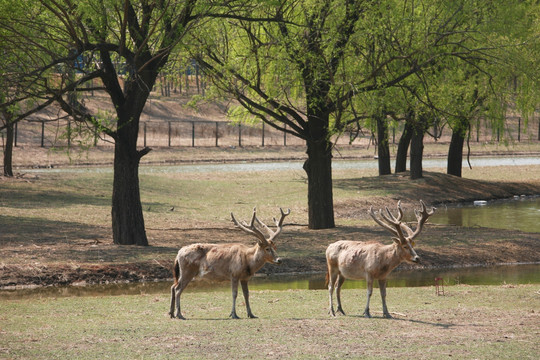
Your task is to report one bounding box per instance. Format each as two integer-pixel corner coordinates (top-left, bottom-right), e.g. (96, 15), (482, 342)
(3, 115), (539, 149)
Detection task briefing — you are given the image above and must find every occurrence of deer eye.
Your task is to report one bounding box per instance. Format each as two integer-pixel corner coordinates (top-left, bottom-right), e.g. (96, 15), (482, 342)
(265, 247), (271, 252)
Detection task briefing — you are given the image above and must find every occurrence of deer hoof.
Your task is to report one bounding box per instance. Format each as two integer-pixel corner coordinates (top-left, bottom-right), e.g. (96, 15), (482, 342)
(363, 311), (372, 318)
(229, 313), (240, 319)
(383, 312), (393, 319)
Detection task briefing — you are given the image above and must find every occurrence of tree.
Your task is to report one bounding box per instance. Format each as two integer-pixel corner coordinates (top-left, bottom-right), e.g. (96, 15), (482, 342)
(1, 0), (205, 245)
(0, 0), (63, 177)
(395, 111), (414, 173)
(194, 0), (475, 228)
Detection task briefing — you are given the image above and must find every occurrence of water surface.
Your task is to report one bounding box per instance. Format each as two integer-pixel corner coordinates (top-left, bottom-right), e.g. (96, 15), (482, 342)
(22, 156), (540, 174)
(1, 264), (538, 300)
(430, 197), (540, 233)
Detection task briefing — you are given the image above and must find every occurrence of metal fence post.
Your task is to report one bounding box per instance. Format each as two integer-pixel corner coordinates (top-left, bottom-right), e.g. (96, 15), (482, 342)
(262, 122), (265, 147)
(518, 117), (521, 142)
(67, 121), (71, 147)
(168, 121), (171, 147)
(538, 114), (540, 141)
(191, 121), (195, 147)
(144, 122), (147, 147)
(238, 124), (242, 147)
(215, 122), (219, 147)
(41, 121), (45, 147)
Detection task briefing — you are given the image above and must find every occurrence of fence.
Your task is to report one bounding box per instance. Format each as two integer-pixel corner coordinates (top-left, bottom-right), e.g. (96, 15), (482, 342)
(2, 115), (539, 149)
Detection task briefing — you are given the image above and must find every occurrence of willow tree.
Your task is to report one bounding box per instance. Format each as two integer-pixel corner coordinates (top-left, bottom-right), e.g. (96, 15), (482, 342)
(0, 0), (67, 177)
(193, 0), (473, 229)
(1, 0), (207, 245)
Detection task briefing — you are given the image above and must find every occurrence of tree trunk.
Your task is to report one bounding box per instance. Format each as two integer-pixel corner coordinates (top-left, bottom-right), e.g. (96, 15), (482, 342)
(111, 108), (149, 246)
(447, 117), (470, 177)
(3, 120), (14, 177)
(303, 138), (335, 229)
(447, 127), (466, 177)
(395, 121), (413, 173)
(410, 116), (426, 180)
(376, 114), (391, 176)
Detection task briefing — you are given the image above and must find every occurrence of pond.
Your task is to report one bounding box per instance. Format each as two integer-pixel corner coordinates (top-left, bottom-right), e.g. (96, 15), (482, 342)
(429, 196), (540, 233)
(1, 264), (538, 301)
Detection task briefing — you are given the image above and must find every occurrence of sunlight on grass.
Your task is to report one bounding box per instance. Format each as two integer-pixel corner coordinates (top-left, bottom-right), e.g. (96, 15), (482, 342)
(1, 285), (538, 359)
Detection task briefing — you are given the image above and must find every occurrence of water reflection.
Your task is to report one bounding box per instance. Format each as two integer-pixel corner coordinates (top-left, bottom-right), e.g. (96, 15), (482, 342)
(430, 197), (540, 233)
(1, 264), (538, 300)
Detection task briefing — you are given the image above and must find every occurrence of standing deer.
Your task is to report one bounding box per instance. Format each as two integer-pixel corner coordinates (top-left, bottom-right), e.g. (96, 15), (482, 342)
(326, 200), (435, 318)
(169, 207), (290, 320)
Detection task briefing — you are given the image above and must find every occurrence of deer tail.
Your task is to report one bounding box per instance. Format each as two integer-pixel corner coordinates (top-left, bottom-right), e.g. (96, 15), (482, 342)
(173, 259), (180, 283)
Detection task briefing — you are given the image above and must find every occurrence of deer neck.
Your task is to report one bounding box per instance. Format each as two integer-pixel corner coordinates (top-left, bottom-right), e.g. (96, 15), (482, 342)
(246, 244), (267, 273)
(386, 243), (407, 271)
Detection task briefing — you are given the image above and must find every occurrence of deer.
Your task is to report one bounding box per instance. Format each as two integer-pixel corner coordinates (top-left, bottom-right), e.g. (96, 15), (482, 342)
(326, 200), (435, 318)
(169, 207), (290, 320)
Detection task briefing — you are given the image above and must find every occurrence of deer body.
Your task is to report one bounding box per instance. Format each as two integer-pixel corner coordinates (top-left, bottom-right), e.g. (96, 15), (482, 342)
(327, 240), (412, 281)
(177, 243), (269, 281)
(169, 208), (290, 320)
(326, 200), (434, 318)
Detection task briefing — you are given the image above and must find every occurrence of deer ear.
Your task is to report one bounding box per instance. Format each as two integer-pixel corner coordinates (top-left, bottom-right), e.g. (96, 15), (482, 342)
(392, 237), (401, 244)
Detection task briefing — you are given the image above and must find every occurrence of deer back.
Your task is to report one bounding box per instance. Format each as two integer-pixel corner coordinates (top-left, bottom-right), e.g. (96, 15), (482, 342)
(177, 242), (276, 282)
(326, 240), (408, 280)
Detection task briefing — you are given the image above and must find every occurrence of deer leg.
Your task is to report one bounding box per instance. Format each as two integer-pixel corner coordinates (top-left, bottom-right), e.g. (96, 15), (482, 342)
(169, 283), (177, 318)
(379, 279), (392, 318)
(363, 278), (373, 318)
(229, 278), (240, 319)
(328, 271), (339, 316)
(172, 276), (193, 320)
(335, 275), (346, 315)
(241, 280), (257, 318)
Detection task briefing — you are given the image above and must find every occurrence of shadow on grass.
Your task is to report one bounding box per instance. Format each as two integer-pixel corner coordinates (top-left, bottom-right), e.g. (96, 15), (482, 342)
(341, 314), (458, 329)
(333, 171), (539, 205)
(0, 215), (106, 245)
(0, 188), (111, 209)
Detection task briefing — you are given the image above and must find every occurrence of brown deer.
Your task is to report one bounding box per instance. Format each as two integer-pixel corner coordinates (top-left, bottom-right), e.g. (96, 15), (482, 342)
(326, 200), (435, 318)
(169, 207), (290, 319)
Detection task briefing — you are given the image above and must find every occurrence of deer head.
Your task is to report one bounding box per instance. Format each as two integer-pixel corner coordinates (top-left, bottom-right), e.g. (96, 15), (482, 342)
(231, 207), (291, 264)
(369, 200), (435, 263)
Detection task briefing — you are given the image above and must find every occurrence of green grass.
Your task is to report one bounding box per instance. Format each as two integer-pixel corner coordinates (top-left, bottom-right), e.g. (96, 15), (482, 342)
(1, 285), (538, 359)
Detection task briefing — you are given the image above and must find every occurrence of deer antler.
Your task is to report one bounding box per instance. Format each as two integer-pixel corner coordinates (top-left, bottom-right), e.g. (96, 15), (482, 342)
(407, 200), (435, 241)
(369, 200), (435, 243)
(255, 208), (291, 241)
(369, 200), (404, 237)
(231, 207), (291, 245)
(231, 207), (269, 245)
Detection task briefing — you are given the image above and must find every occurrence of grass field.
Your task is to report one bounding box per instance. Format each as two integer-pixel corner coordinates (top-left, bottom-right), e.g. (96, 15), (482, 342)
(1, 285), (538, 359)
